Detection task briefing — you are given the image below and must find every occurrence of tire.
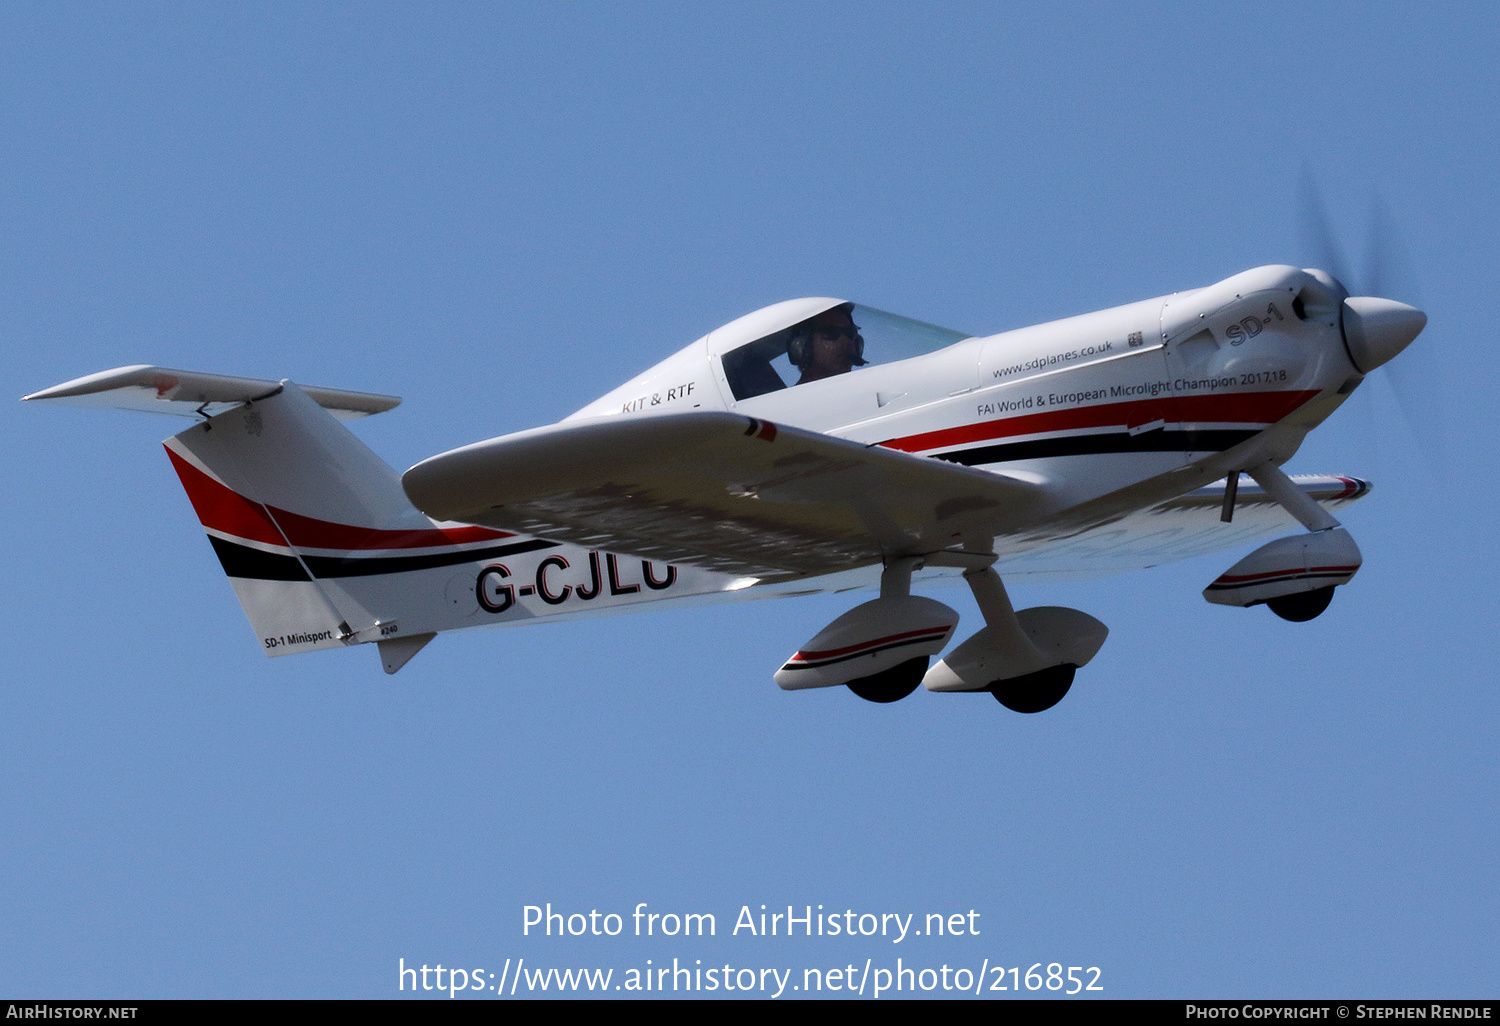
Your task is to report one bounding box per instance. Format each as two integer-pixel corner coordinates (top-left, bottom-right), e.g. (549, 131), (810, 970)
(847, 656), (929, 703)
(1266, 585), (1335, 622)
(990, 663), (1077, 713)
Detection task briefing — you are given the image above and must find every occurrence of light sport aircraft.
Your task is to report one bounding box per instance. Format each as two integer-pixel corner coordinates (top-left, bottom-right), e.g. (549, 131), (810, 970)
(25, 263), (1426, 712)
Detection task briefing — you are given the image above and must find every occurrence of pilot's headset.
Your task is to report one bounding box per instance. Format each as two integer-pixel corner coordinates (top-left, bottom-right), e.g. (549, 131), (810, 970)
(786, 305), (868, 368)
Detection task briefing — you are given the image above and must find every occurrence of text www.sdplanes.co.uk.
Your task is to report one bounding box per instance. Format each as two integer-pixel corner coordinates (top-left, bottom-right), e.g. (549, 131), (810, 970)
(399, 958), (1102, 998)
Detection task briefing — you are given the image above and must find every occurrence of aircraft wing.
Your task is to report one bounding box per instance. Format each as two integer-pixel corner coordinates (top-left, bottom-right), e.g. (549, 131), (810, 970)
(403, 412), (1047, 579)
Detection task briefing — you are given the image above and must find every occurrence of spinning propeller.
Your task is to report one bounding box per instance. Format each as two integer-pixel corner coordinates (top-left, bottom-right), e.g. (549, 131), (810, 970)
(1298, 172), (1440, 470)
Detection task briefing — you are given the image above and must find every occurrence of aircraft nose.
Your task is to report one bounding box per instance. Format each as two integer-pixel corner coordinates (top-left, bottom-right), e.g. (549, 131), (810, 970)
(1340, 296), (1427, 373)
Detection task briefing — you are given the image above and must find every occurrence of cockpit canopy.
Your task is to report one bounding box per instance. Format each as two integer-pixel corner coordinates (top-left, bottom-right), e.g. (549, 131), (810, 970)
(712, 298), (971, 402)
(567, 297), (976, 424)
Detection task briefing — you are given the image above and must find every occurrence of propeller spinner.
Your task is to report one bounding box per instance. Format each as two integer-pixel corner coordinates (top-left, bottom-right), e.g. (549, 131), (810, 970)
(1340, 295), (1427, 373)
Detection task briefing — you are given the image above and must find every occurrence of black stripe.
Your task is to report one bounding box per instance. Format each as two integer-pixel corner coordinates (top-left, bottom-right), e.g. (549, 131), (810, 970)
(934, 429), (1259, 467)
(209, 536), (310, 581)
(1205, 570), (1354, 592)
(302, 538), (559, 579)
(206, 536), (560, 581)
(781, 633), (948, 671)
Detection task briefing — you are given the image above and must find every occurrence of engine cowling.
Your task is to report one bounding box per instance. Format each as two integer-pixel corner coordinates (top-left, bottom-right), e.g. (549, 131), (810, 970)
(774, 595), (959, 692)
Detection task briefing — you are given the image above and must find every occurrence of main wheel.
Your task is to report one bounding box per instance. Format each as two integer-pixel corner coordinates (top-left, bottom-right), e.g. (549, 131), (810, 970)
(847, 656), (929, 703)
(989, 663), (1076, 713)
(1266, 585), (1335, 622)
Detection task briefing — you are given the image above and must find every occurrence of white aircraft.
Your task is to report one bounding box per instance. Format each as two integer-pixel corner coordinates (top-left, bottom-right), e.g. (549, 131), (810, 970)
(25, 262), (1425, 712)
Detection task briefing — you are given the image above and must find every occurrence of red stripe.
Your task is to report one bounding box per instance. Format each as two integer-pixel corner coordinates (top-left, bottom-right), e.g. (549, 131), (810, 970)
(792, 624), (951, 662)
(165, 446), (512, 551)
(1214, 564), (1360, 585)
(166, 446), (288, 546)
(879, 390), (1319, 454)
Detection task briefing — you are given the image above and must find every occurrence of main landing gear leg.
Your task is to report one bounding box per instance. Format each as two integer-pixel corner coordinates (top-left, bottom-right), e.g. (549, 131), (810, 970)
(880, 556), (921, 600)
(1246, 462), (1342, 533)
(963, 568), (1075, 713)
(924, 564), (1107, 711)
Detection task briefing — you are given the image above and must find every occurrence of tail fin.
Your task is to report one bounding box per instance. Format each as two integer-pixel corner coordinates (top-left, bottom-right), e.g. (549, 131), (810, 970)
(161, 381), (529, 669)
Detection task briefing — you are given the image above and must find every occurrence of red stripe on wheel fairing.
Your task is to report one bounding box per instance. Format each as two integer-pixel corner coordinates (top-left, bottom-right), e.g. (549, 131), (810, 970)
(784, 624), (953, 668)
(1209, 564), (1360, 586)
(879, 390), (1320, 455)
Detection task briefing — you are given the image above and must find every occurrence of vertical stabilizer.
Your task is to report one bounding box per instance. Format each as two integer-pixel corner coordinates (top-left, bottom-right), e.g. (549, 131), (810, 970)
(165, 381), (520, 661)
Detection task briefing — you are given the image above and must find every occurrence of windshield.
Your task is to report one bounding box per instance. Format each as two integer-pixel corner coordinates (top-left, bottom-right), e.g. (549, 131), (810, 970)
(720, 304), (971, 401)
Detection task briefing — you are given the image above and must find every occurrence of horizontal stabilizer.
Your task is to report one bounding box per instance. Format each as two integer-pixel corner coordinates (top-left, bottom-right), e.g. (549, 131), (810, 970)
(23, 365), (400, 421)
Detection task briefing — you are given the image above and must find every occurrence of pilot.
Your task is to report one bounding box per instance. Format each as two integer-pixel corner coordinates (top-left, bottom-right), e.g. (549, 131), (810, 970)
(789, 304), (868, 385)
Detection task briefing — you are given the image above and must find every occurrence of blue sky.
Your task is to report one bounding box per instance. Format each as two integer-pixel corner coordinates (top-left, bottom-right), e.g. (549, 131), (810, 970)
(4, 2), (1496, 998)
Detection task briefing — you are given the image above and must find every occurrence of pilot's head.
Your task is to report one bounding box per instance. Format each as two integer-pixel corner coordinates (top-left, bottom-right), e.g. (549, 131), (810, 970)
(791, 305), (866, 384)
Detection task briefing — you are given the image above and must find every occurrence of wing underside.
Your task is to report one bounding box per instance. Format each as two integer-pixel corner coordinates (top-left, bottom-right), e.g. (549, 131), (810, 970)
(402, 412), (1047, 580)
(403, 410), (1371, 584)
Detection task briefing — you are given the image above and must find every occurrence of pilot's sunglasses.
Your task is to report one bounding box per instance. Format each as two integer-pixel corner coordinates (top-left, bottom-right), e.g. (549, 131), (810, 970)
(813, 325), (860, 340)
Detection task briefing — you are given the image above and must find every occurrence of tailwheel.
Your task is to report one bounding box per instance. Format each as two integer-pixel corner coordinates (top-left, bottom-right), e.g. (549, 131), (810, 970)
(989, 663), (1077, 713)
(1266, 585), (1335, 622)
(847, 656), (929, 703)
